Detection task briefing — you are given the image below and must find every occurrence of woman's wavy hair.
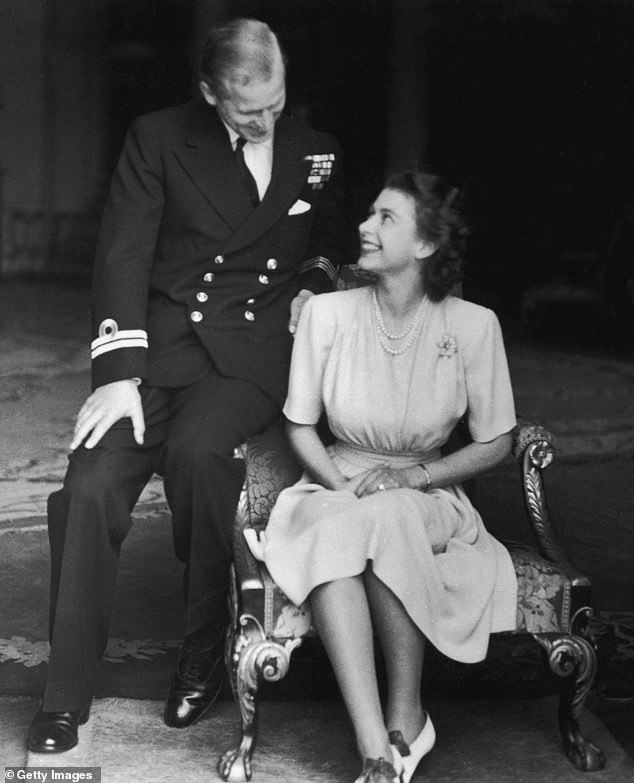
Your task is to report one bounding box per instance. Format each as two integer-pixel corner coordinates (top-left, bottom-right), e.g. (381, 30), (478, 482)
(384, 171), (470, 302)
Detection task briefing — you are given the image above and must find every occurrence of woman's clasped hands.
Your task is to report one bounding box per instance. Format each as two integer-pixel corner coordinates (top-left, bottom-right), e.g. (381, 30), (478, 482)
(346, 464), (424, 497)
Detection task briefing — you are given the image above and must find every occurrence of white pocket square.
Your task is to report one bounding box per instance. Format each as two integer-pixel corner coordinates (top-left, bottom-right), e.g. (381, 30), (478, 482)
(288, 199), (311, 215)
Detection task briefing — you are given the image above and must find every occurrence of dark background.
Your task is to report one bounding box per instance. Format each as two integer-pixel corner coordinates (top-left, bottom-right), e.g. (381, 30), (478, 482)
(2, 0), (634, 346)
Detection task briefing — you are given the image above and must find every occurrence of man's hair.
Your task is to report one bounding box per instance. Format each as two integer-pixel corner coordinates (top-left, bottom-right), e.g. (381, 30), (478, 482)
(199, 18), (284, 97)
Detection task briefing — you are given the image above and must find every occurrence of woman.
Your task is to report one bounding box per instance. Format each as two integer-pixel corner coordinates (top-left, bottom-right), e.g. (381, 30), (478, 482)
(255, 171), (518, 782)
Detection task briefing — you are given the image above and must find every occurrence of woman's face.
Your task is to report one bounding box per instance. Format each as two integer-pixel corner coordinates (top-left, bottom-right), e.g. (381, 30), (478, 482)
(357, 188), (433, 275)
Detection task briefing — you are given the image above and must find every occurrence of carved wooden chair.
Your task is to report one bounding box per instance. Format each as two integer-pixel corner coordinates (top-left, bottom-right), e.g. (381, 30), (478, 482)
(216, 419), (605, 781)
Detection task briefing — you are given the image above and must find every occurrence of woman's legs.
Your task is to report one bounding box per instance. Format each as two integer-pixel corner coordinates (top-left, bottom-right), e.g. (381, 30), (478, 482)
(364, 567), (426, 744)
(310, 576), (393, 763)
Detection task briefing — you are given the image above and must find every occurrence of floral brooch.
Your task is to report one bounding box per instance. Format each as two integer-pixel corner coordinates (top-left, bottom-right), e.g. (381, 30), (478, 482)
(437, 333), (458, 358)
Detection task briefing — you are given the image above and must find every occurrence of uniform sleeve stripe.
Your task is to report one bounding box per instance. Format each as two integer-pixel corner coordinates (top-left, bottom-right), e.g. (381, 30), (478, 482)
(91, 329), (148, 352)
(91, 336), (149, 359)
(299, 256), (337, 281)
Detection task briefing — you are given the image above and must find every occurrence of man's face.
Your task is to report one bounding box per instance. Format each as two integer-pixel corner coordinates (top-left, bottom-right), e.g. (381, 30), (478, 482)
(201, 59), (286, 144)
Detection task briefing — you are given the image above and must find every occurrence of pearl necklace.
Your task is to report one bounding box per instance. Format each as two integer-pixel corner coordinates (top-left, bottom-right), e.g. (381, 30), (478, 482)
(372, 288), (429, 356)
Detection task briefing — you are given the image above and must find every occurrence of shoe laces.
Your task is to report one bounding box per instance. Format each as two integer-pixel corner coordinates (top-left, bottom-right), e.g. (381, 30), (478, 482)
(177, 644), (217, 684)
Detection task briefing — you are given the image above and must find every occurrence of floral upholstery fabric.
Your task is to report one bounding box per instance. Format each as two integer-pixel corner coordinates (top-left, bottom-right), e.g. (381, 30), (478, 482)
(510, 543), (570, 634)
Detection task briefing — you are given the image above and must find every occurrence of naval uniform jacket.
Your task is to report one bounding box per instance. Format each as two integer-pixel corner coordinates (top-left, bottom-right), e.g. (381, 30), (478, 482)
(90, 97), (347, 404)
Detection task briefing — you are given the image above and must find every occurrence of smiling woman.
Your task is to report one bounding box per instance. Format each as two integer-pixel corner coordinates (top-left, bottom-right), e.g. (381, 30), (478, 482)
(359, 173), (468, 306)
(252, 170), (518, 782)
(358, 189), (435, 281)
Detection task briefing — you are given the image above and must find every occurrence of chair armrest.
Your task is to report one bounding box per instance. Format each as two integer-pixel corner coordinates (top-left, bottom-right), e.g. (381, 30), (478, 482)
(232, 421), (303, 589)
(512, 423), (589, 586)
(233, 502), (264, 591)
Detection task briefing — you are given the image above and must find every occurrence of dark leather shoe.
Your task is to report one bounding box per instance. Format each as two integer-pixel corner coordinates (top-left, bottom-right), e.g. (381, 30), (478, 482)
(164, 637), (225, 728)
(27, 707), (90, 753)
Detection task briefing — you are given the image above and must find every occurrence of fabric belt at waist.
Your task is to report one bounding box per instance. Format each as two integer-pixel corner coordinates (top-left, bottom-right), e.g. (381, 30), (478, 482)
(332, 439), (441, 470)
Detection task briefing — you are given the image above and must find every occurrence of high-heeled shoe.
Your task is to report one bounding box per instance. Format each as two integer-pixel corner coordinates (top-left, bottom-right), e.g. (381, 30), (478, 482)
(354, 747), (404, 783)
(388, 712), (436, 783)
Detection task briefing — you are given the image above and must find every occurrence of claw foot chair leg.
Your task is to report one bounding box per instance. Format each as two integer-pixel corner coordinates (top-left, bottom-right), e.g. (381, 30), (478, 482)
(218, 613), (302, 782)
(533, 632), (606, 771)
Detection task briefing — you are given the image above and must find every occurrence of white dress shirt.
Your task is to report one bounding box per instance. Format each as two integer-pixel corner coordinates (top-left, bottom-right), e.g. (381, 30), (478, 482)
(223, 123), (273, 201)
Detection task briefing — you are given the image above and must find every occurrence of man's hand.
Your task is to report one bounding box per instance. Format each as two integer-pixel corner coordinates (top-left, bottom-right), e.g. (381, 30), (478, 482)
(70, 380), (145, 451)
(288, 289), (314, 334)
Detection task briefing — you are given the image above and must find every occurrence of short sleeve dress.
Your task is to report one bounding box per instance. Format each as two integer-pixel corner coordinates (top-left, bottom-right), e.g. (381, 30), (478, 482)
(258, 286), (518, 663)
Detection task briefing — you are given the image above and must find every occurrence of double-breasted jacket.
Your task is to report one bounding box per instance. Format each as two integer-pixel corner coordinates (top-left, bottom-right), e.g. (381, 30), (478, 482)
(90, 97), (348, 403)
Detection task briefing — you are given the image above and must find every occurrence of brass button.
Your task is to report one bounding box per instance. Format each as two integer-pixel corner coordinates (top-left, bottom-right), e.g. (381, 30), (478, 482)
(196, 291), (208, 303)
(266, 258), (278, 270)
(190, 311), (203, 323)
(214, 255), (224, 265)
(203, 272), (215, 283)
(258, 274), (270, 285)
(244, 310), (255, 322)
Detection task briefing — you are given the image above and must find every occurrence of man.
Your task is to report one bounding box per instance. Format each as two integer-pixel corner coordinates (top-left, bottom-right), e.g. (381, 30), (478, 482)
(27, 18), (347, 753)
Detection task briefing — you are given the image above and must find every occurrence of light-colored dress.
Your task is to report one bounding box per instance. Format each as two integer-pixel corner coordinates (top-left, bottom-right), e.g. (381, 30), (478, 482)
(259, 287), (518, 663)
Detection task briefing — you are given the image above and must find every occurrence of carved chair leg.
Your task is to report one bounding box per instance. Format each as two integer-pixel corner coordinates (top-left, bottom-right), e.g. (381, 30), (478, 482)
(218, 614), (302, 782)
(533, 632), (606, 771)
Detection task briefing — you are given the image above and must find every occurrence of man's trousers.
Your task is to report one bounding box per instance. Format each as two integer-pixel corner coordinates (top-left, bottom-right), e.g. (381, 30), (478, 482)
(42, 367), (279, 712)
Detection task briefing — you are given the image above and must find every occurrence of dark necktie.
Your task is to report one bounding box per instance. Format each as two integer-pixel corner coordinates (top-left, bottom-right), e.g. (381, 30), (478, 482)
(235, 137), (260, 207)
